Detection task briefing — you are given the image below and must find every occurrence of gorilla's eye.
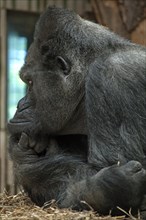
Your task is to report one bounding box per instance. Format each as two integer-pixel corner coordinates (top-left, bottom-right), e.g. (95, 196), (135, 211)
(28, 80), (33, 85)
(28, 80), (33, 91)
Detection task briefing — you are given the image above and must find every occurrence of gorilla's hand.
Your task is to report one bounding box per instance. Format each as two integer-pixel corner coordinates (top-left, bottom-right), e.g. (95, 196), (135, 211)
(9, 132), (60, 161)
(8, 133), (39, 163)
(8, 133), (61, 188)
(28, 135), (59, 155)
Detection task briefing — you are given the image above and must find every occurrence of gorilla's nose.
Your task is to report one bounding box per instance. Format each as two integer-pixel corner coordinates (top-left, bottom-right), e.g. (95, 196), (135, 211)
(17, 96), (31, 112)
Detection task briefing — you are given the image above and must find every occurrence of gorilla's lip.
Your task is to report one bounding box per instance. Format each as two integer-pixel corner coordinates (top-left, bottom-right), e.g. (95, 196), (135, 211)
(8, 120), (31, 129)
(9, 119), (30, 124)
(7, 120), (31, 134)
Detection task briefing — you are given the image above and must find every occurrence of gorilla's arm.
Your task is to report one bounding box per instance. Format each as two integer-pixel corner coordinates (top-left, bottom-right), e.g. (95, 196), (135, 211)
(86, 51), (146, 168)
(9, 133), (146, 214)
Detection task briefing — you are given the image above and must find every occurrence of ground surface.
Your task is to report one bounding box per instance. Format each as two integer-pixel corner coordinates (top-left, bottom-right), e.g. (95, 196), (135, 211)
(0, 192), (142, 220)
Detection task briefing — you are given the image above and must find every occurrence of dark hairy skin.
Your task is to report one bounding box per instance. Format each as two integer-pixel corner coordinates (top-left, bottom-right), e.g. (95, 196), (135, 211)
(8, 7), (146, 215)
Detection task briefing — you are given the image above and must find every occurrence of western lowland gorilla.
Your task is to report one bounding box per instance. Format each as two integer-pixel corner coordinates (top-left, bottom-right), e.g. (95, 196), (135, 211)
(8, 7), (146, 215)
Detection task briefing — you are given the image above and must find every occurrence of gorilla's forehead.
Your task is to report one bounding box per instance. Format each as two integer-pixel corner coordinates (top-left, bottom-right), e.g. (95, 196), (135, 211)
(31, 6), (116, 65)
(34, 7), (80, 42)
(33, 6), (110, 56)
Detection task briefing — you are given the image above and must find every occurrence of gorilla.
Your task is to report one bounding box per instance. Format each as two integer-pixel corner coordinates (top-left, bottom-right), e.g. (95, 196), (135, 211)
(8, 7), (146, 215)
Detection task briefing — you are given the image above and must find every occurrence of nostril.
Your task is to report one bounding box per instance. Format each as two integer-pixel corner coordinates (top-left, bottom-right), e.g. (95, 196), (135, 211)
(28, 80), (33, 91)
(17, 96), (31, 112)
(28, 80), (33, 88)
(17, 102), (30, 112)
(18, 104), (30, 112)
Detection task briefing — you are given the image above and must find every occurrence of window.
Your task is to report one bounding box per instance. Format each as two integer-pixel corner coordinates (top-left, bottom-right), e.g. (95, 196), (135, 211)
(7, 11), (39, 120)
(7, 34), (27, 120)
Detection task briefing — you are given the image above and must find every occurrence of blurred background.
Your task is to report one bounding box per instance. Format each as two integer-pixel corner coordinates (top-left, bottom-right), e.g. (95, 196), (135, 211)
(0, 0), (146, 194)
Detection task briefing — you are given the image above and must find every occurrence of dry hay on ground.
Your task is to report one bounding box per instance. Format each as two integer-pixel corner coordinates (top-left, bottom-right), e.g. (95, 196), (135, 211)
(0, 192), (140, 220)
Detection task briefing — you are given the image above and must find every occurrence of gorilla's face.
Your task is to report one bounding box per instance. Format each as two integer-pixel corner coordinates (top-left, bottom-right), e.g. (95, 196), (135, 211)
(8, 10), (87, 137)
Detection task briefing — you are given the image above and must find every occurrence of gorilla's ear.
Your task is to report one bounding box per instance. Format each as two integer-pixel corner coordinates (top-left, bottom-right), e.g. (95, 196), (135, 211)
(56, 56), (70, 75)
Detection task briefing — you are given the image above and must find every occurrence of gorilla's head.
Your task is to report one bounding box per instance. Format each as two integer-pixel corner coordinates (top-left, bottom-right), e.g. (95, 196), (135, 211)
(8, 7), (95, 137)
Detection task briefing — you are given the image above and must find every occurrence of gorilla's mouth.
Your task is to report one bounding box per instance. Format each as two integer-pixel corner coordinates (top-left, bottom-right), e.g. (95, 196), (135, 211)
(7, 98), (35, 134)
(9, 119), (30, 124)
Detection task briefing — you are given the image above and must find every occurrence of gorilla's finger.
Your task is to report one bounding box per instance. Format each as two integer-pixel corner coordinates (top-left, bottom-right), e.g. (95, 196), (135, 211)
(28, 138), (36, 148)
(18, 132), (29, 149)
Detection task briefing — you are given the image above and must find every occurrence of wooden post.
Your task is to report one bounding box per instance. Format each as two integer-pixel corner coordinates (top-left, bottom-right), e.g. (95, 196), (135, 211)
(0, 8), (7, 193)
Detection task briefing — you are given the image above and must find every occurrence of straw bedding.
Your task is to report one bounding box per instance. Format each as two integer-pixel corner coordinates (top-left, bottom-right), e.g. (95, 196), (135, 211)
(0, 192), (141, 220)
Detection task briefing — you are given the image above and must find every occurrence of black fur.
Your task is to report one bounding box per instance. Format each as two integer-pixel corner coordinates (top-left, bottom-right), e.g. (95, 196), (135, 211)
(8, 7), (146, 215)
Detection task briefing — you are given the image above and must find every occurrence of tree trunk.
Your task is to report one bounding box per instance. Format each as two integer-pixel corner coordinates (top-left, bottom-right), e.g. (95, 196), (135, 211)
(90, 0), (146, 46)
